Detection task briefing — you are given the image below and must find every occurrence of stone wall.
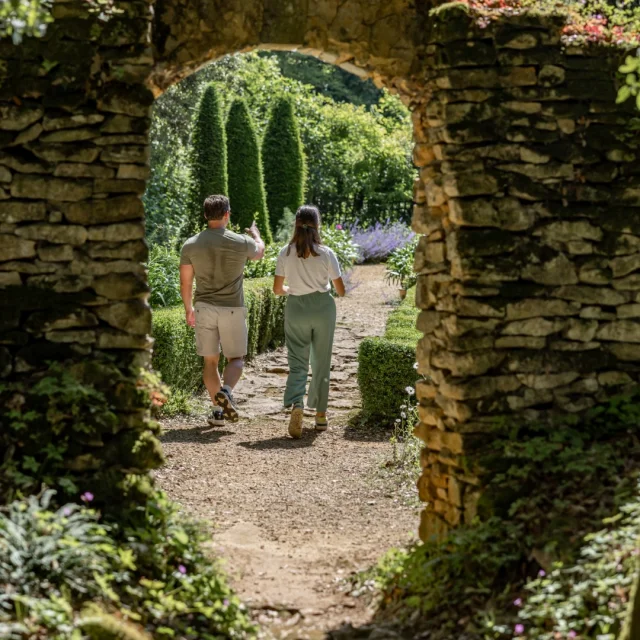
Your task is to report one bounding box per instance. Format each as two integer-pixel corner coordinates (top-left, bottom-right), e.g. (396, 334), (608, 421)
(411, 5), (640, 539)
(1, 0), (638, 536)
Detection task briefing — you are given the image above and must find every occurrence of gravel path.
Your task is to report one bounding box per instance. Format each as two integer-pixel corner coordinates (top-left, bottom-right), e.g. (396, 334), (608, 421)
(156, 264), (420, 638)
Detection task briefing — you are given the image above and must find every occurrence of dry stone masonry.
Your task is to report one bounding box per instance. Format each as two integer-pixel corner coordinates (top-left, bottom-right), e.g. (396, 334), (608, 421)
(0, 0), (637, 539)
(412, 5), (640, 539)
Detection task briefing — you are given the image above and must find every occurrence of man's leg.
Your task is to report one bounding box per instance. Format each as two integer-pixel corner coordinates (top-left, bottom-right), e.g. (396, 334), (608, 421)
(203, 355), (222, 404)
(222, 356), (244, 391)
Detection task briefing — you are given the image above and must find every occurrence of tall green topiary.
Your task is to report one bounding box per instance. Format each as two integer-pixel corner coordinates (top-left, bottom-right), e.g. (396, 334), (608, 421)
(225, 99), (272, 243)
(186, 83), (227, 238)
(262, 96), (306, 235)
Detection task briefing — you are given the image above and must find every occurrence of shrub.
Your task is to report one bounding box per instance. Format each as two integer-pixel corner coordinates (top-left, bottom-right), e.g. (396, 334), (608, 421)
(348, 220), (415, 264)
(262, 96), (306, 235)
(186, 84), (227, 238)
(225, 98), (272, 242)
(384, 236), (419, 291)
(152, 278), (285, 395)
(0, 489), (254, 639)
(148, 244), (182, 308)
(358, 288), (421, 425)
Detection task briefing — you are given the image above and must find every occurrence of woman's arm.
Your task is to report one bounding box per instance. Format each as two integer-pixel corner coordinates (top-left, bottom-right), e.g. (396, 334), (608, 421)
(332, 277), (346, 297)
(273, 275), (289, 296)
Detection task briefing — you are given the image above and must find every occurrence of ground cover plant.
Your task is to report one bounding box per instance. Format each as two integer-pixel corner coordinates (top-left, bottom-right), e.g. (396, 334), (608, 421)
(362, 392), (640, 639)
(384, 236), (420, 292)
(0, 489), (254, 640)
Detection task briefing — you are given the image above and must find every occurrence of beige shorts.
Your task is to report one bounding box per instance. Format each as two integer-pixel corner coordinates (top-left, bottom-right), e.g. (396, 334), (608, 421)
(194, 302), (248, 359)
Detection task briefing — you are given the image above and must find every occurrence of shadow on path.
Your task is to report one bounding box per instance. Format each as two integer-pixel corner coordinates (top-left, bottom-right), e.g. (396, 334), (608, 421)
(161, 427), (234, 444)
(238, 430), (320, 450)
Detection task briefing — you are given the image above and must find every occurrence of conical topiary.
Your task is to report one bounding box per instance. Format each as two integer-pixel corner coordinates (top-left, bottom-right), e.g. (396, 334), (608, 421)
(185, 83), (227, 238)
(225, 98), (272, 243)
(262, 96), (306, 235)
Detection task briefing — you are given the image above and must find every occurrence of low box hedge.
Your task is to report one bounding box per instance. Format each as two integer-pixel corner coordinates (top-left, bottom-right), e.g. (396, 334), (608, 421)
(152, 278), (285, 394)
(358, 288), (421, 426)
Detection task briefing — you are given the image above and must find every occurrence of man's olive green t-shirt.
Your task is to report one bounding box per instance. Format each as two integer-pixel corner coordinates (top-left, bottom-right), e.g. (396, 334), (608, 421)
(180, 228), (259, 308)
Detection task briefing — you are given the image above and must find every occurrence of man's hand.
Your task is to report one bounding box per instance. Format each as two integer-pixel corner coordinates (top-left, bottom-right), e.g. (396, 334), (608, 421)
(245, 221), (261, 240)
(185, 308), (195, 327)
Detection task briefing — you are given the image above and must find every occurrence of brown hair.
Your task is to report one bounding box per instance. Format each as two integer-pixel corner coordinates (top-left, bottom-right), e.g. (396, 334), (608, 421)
(287, 205), (322, 259)
(204, 195), (230, 220)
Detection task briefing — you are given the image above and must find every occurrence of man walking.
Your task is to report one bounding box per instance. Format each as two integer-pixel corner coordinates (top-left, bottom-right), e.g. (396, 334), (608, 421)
(180, 195), (265, 426)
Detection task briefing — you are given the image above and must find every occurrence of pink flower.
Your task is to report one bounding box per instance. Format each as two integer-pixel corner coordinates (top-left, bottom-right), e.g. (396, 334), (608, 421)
(81, 492), (94, 503)
(568, 632), (577, 639)
(178, 564), (187, 574)
(515, 623), (525, 635)
(335, 224), (343, 230)
(63, 506), (72, 516)
(538, 569), (546, 577)
(513, 598), (522, 607)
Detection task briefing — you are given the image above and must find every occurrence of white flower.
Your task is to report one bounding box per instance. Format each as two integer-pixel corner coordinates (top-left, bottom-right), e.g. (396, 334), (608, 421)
(401, 412), (407, 419)
(395, 418), (401, 424)
(405, 386), (415, 396)
(413, 362), (419, 370)
(400, 404), (407, 409)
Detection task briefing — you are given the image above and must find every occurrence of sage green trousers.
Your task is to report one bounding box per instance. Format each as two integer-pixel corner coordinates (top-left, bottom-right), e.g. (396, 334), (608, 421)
(284, 291), (336, 413)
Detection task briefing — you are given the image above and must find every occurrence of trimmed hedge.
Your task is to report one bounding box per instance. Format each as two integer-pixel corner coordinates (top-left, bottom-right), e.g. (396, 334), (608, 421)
(262, 96), (306, 235)
(152, 278), (285, 393)
(186, 83), (227, 238)
(226, 98), (272, 243)
(358, 288), (421, 425)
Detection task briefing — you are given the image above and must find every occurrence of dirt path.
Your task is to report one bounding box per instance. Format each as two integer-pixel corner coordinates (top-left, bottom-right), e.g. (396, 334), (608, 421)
(156, 265), (420, 638)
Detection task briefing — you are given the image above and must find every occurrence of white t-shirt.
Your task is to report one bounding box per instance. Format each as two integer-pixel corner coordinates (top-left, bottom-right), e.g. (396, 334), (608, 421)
(275, 244), (342, 296)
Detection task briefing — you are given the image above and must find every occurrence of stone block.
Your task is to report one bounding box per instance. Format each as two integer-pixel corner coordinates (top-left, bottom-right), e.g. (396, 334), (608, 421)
(538, 220), (603, 243)
(435, 393), (473, 423)
(93, 273), (149, 300)
(505, 298), (580, 320)
(517, 371), (580, 389)
(40, 129), (99, 143)
(54, 163), (115, 179)
(613, 274), (640, 291)
(0, 234), (36, 261)
(96, 329), (153, 350)
(95, 301), (151, 335)
(502, 318), (566, 337)
(10, 175), (92, 201)
(522, 253), (578, 286)
(419, 509), (449, 543)
(0, 201), (46, 223)
(449, 197), (536, 230)
(550, 341), (600, 351)
(597, 321), (640, 343)
(598, 371), (633, 386)
(0, 105), (43, 131)
(45, 329), (96, 344)
(610, 254), (640, 278)
(443, 172), (499, 197)
(94, 179), (146, 194)
(63, 196), (144, 225)
(432, 349), (505, 377)
(15, 224), (87, 245)
(100, 145), (149, 164)
(0, 272), (21, 287)
(507, 388), (554, 410)
(564, 319), (598, 343)
(117, 164), (151, 180)
(42, 114), (105, 131)
(617, 304), (640, 319)
(554, 286), (626, 307)
(442, 315), (501, 336)
(439, 375), (521, 401)
(495, 336), (546, 349)
(87, 240), (147, 261)
(28, 144), (100, 164)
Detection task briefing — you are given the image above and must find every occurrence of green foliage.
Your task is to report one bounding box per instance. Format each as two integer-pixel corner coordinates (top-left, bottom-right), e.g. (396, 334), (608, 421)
(186, 84), (227, 238)
(274, 207), (296, 244)
(152, 278), (286, 396)
(365, 392), (640, 639)
(384, 236), (419, 291)
(147, 245), (182, 308)
(225, 99), (272, 242)
(320, 226), (360, 273)
(0, 490), (254, 639)
(0, 0), (52, 43)
(618, 54), (640, 110)
(517, 492), (640, 639)
(0, 362), (165, 506)
(358, 289), (420, 426)
(244, 244), (279, 279)
(262, 96), (306, 235)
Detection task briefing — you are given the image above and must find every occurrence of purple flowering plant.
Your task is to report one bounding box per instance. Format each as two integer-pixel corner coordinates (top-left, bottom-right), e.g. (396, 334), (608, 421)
(347, 218), (415, 264)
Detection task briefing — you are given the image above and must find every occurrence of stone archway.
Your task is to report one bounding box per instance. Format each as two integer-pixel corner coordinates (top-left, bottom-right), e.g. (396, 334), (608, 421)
(1, 0), (640, 543)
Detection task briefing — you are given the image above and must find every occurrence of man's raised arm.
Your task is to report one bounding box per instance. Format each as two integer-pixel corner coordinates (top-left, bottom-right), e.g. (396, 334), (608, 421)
(245, 221), (265, 261)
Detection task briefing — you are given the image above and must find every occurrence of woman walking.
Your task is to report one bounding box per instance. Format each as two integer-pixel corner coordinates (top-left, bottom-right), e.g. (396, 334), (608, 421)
(273, 205), (346, 438)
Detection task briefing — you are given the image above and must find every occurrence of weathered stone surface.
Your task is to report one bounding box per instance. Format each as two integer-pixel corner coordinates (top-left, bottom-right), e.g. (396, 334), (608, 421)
(116, 164), (151, 180)
(598, 371), (633, 386)
(10, 175), (92, 201)
(62, 197), (144, 225)
(502, 318), (566, 337)
(0, 234), (36, 261)
(495, 336), (546, 349)
(432, 350), (505, 376)
(100, 145), (149, 164)
(517, 371), (580, 389)
(26, 308), (98, 333)
(439, 375), (521, 401)
(28, 144), (100, 164)
(0, 105), (44, 131)
(43, 114), (105, 131)
(522, 253), (578, 285)
(564, 319), (598, 342)
(40, 129), (99, 143)
(37, 244), (75, 262)
(96, 329), (153, 350)
(93, 273), (149, 300)
(506, 298), (579, 320)
(15, 224), (88, 245)
(554, 286), (626, 307)
(618, 304), (640, 319)
(54, 163), (115, 179)
(94, 179), (146, 194)
(0, 201), (46, 223)
(95, 301), (151, 335)
(597, 321), (640, 343)
(45, 329), (96, 344)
